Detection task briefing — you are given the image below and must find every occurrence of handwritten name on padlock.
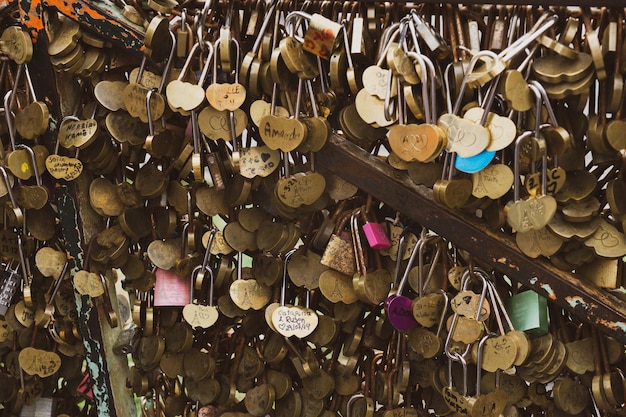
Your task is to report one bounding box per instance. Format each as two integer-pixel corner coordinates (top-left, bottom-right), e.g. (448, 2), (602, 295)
(45, 155), (83, 181)
(19, 347), (61, 378)
(272, 305), (318, 338)
(206, 83), (246, 111)
(259, 115), (307, 152)
(239, 146), (280, 179)
(58, 119), (98, 149)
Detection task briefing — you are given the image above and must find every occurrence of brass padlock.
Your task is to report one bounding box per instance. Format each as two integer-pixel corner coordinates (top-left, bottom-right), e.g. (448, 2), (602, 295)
(320, 210), (355, 276)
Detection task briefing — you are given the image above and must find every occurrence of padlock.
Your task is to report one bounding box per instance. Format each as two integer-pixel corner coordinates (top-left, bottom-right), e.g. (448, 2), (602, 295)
(352, 208), (392, 306)
(113, 325), (141, 355)
(153, 265), (191, 308)
(361, 196), (391, 251)
(183, 228), (220, 329)
(506, 290), (549, 337)
(442, 350), (472, 415)
(468, 334), (507, 417)
(385, 231), (422, 331)
(271, 252), (318, 339)
(505, 130), (557, 234)
(19, 396), (56, 417)
(0, 260), (19, 317)
(320, 210), (355, 276)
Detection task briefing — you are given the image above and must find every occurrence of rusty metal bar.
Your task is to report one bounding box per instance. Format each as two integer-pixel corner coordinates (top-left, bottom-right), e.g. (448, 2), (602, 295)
(317, 134), (626, 344)
(20, 0), (145, 51)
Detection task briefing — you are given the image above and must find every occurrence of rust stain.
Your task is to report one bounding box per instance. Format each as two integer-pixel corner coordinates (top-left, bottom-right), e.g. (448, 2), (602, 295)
(595, 318), (626, 334)
(539, 283), (557, 300)
(565, 296), (599, 314)
(494, 257), (520, 272)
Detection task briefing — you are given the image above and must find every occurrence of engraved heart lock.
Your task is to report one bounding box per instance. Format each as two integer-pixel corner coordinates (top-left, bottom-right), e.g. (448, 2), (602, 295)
(229, 251), (271, 311)
(407, 51), (447, 163)
(437, 51), (498, 159)
(205, 39), (246, 112)
(183, 228), (219, 329)
(271, 250), (318, 339)
(166, 41), (214, 114)
(506, 129), (556, 233)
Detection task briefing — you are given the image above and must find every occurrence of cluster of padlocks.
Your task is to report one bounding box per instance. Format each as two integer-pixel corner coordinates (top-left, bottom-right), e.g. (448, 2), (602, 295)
(0, 1), (625, 416)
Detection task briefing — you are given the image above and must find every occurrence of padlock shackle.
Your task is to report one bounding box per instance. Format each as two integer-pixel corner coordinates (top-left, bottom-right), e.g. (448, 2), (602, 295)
(16, 233), (29, 281)
(499, 13), (558, 64)
(396, 229), (430, 295)
(145, 89), (156, 135)
(393, 228), (410, 286)
(460, 267), (490, 322)
(452, 50), (499, 115)
(15, 144), (41, 186)
(475, 333), (496, 396)
(512, 131), (535, 202)
(0, 166), (19, 214)
(419, 237), (442, 297)
(446, 350), (468, 395)
(350, 208), (365, 276)
(435, 289), (449, 338)
(158, 31), (177, 93)
(486, 278), (515, 332)
(406, 51), (437, 124)
(24, 64), (37, 103)
(529, 80), (559, 128)
(4, 90), (17, 150)
(305, 79), (319, 118)
(279, 248), (297, 306)
(346, 393), (365, 417)
(196, 0), (213, 47)
(250, 2), (277, 55)
(383, 68), (397, 123)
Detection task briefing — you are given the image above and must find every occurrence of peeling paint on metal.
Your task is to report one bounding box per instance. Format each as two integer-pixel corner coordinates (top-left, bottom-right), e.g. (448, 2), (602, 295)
(539, 283), (556, 300)
(22, 0), (144, 50)
(20, 0), (44, 40)
(595, 318), (626, 334)
(495, 257), (520, 271)
(565, 296), (592, 312)
(58, 189), (113, 417)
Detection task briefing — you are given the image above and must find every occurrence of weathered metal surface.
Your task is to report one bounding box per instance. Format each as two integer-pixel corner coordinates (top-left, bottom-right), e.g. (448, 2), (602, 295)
(317, 134), (626, 343)
(57, 184), (118, 417)
(20, 0), (145, 50)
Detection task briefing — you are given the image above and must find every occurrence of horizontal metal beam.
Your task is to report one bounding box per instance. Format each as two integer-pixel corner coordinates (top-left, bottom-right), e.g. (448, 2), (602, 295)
(317, 134), (626, 344)
(20, 0), (145, 51)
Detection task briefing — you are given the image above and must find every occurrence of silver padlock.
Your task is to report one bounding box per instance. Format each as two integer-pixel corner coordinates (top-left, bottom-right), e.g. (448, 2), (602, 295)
(113, 325), (141, 355)
(19, 397), (56, 417)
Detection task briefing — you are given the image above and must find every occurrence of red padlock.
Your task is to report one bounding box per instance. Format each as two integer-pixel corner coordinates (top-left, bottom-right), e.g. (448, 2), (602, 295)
(361, 198), (391, 251)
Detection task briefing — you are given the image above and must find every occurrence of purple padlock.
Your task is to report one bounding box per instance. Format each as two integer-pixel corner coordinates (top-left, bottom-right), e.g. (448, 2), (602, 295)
(386, 234), (420, 332)
(361, 207), (391, 251)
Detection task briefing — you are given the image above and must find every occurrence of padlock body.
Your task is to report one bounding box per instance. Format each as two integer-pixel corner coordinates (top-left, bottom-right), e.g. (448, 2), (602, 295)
(154, 268), (191, 307)
(363, 222), (391, 250)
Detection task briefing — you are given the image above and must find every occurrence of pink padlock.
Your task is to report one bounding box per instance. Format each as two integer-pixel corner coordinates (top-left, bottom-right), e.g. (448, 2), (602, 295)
(154, 268), (191, 307)
(361, 202), (391, 251)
